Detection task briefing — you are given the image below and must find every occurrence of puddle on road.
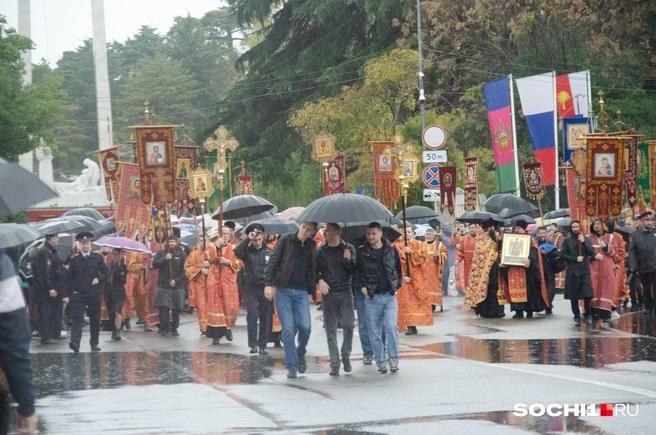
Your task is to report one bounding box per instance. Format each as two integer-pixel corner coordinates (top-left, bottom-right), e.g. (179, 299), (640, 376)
(31, 351), (273, 398)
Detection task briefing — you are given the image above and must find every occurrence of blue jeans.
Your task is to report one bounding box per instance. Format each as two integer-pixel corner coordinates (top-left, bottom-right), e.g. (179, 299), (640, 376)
(353, 290), (373, 357)
(276, 288), (311, 369)
(365, 293), (399, 366)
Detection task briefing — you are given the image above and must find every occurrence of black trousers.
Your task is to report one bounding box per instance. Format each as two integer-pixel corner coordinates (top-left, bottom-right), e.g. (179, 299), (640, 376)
(639, 271), (656, 310)
(70, 297), (100, 348)
(245, 289), (273, 349)
(158, 308), (180, 332)
(322, 290), (355, 368)
(38, 296), (62, 341)
(571, 298), (592, 319)
(629, 272), (643, 305)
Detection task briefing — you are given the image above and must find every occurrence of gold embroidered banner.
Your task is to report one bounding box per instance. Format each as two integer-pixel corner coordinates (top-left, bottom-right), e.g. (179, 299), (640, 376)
(464, 157), (478, 212)
(323, 155), (345, 195)
(96, 147), (120, 201)
(585, 137), (626, 220)
(134, 126), (176, 207)
(522, 158), (544, 201)
(173, 145), (197, 215)
(115, 163), (151, 239)
(372, 141), (399, 209)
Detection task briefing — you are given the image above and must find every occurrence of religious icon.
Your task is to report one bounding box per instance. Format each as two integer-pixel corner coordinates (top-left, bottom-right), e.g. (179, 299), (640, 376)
(146, 141), (167, 166)
(105, 157), (117, 172)
(127, 176), (141, 200)
(443, 173), (453, 187)
(594, 153), (615, 178)
(328, 163), (339, 182)
(500, 233), (531, 266)
(176, 159), (190, 179)
(194, 176), (208, 194)
(567, 124), (589, 149)
(466, 166), (476, 185)
(378, 154), (392, 172)
(401, 161), (414, 177)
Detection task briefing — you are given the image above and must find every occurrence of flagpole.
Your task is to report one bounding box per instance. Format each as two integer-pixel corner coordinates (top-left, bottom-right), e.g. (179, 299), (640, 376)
(553, 71), (560, 210)
(509, 74), (521, 197)
(586, 70), (592, 118)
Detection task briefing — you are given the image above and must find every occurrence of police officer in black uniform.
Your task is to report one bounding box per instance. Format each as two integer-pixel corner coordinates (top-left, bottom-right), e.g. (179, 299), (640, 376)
(65, 232), (107, 353)
(31, 233), (64, 344)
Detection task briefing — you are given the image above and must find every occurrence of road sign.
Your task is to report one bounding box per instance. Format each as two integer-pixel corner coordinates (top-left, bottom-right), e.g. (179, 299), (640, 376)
(422, 164), (441, 188)
(423, 189), (440, 202)
(422, 125), (447, 149)
(422, 150), (448, 164)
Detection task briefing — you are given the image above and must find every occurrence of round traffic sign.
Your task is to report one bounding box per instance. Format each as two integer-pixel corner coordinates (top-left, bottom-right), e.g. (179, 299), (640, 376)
(422, 125), (447, 149)
(422, 164), (441, 188)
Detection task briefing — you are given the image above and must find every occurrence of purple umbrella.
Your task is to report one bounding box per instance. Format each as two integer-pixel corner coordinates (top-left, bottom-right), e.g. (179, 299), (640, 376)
(93, 236), (151, 254)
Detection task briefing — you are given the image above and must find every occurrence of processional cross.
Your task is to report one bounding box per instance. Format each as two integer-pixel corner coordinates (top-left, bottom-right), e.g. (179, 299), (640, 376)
(203, 126), (240, 177)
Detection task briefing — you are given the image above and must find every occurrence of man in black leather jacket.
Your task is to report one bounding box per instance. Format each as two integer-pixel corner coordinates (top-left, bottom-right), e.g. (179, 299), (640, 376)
(356, 222), (403, 374)
(317, 223), (356, 376)
(628, 211), (656, 315)
(234, 223), (274, 355)
(31, 233), (64, 344)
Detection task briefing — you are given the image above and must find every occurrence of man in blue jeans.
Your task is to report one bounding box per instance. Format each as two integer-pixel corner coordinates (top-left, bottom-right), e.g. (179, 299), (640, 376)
(264, 222), (317, 378)
(356, 222), (403, 374)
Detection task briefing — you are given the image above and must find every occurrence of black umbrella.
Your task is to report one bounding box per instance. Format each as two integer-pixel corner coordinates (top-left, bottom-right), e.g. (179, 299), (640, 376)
(616, 226), (635, 236)
(62, 207), (105, 220)
(35, 219), (87, 235)
(544, 208), (570, 220)
(0, 224), (41, 249)
(456, 211), (503, 224)
(394, 206), (440, 225)
(341, 222), (401, 244)
(212, 195), (275, 220)
(233, 210), (275, 225)
(0, 158), (58, 216)
(250, 216), (299, 235)
(297, 193), (393, 224)
(497, 207), (528, 219)
(556, 217), (572, 229)
(484, 193), (539, 216)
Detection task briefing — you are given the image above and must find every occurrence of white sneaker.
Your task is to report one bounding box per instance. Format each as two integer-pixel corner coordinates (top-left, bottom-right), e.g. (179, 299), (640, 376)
(611, 311), (620, 319)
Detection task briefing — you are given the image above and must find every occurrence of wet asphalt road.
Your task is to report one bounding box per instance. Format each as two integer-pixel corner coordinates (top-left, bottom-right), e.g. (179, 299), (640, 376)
(12, 296), (656, 434)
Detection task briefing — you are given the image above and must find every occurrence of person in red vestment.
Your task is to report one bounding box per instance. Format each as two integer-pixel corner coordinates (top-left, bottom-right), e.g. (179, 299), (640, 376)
(395, 225), (431, 335)
(206, 226), (242, 345)
(587, 219), (618, 324)
(184, 238), (209, 335)
(456, 226), (477, 294)
(606, 219), (628, 309)
(424, 228), (448, 310)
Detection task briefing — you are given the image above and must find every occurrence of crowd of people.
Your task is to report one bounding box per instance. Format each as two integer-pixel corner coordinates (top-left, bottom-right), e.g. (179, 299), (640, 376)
(5, 209), (655, 430)
(460, 212), (656, 326)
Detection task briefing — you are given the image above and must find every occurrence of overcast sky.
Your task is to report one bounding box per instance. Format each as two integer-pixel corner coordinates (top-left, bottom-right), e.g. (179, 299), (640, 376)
(1, 0), (226, 66)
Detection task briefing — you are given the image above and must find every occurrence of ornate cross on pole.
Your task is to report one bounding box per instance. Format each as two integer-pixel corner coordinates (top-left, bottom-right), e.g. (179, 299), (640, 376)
(203, 126), (240, 228)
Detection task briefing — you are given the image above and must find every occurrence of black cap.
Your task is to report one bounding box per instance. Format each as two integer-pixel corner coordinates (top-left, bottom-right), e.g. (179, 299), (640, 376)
(244, 223), (265, 234)
(165, 234), (179, 242)
(514, 220), (529, 230)
(75, 231), (94, 241)
(480, 218), (495, 230)
(224, 221), (237, 230)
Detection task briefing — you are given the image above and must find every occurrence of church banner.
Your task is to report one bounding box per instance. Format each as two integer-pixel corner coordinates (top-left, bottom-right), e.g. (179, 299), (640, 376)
(323, 155), (345, 195)
(115, 163), (151, 240)
(96, 146), (120, 201)
(173, 145), (197, 216)
(372, 141), (399, 209)
(637, 141), (651, 205)
(134, 126), (176, 207)
(624, 137), (638, 208)
(522, 158), (545, 201)
(585, 137), (626, 220)
(464, 157), (478, 212)
(439, 166), (456, 214)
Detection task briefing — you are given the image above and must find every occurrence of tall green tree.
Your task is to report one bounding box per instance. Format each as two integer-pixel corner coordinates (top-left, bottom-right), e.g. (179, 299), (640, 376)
(0, 16), (62, 162)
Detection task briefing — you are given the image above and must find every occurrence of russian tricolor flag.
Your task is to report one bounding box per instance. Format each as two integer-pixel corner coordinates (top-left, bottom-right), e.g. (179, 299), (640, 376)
(515, 72), (558, 186)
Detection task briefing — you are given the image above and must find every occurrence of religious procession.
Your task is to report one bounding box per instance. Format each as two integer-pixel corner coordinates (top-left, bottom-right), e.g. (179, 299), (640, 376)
(2, 1), (655, 434)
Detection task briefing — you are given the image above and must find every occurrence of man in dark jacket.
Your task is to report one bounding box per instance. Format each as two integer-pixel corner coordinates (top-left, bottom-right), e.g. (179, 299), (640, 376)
(0, 249), (38, 433)
(65, 232), (108, 352)
(153, 235), (187, 336)
(559, 221), (595, 325)
(317, 223), (356, 376)
(31, 233), (64, 344)
(234, 223), (274, 355)
(628, 211), (656, 315)
(264, 221), (317, 379)
(356, 222), (403, 374)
